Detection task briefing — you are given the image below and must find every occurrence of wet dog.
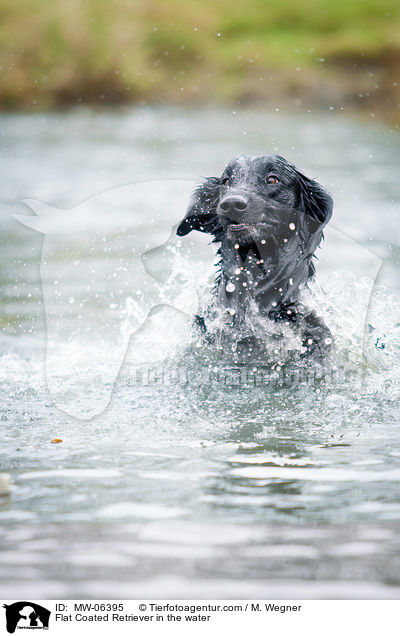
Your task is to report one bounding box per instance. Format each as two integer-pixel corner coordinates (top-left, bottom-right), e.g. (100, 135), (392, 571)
(176, 154), (333, 360)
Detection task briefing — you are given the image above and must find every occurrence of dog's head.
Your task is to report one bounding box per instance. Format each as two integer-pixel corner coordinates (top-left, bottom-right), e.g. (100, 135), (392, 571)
(177, 155), (333, 262)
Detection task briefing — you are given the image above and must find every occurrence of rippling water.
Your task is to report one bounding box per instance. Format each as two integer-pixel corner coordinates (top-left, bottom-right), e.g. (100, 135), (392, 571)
(0, 106), (400, 599)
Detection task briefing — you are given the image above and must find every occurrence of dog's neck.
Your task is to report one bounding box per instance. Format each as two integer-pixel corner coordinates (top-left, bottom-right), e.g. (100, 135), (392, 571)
(216, 234), (312, 319)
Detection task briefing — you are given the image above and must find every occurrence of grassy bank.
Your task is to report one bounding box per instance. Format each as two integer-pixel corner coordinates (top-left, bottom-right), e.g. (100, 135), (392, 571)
(1, 0), (399, 122)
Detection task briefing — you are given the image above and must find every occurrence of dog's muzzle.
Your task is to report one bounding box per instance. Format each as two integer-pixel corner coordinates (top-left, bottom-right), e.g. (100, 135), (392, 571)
(219, 195), (248, 215)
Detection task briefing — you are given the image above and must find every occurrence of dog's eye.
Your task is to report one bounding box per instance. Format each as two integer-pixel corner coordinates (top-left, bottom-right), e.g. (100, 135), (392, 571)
(266, 175), (279, 185)
(221, 177), (230, 186)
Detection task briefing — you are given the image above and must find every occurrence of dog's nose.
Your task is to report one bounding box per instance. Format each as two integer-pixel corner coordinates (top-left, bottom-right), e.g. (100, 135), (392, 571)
(219, 196), (248, 214)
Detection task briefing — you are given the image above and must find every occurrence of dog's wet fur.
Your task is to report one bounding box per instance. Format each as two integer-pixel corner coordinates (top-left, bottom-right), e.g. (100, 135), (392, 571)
(177, 154), (333, 360)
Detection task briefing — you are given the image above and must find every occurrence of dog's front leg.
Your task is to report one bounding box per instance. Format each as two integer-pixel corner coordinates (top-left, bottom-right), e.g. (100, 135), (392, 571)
(300, 309), (333, 359)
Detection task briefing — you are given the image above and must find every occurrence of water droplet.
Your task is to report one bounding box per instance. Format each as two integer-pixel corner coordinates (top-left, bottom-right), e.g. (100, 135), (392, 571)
(226, 282), (235, 292)
(289, 222), (296, 230)
(234, 243), (239, 249)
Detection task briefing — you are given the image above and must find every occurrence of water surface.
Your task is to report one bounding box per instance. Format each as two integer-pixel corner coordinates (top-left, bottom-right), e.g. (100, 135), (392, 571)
(0, 106), (400, 598)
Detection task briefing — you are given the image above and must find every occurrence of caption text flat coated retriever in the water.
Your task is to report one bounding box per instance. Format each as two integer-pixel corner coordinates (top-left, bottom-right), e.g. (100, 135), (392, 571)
(177, 155), (333, 361)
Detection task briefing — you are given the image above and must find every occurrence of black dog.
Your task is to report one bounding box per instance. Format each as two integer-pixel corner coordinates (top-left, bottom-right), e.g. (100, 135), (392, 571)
(176, 154), (333, 360)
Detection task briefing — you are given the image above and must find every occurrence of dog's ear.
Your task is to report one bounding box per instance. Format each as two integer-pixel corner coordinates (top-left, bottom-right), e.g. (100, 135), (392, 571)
(176, 177), (221, 237)
(297, 172), (333, 227)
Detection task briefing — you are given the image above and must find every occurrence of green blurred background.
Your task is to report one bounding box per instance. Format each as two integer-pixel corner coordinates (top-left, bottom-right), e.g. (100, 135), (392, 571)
(0, 0), (399, 122)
